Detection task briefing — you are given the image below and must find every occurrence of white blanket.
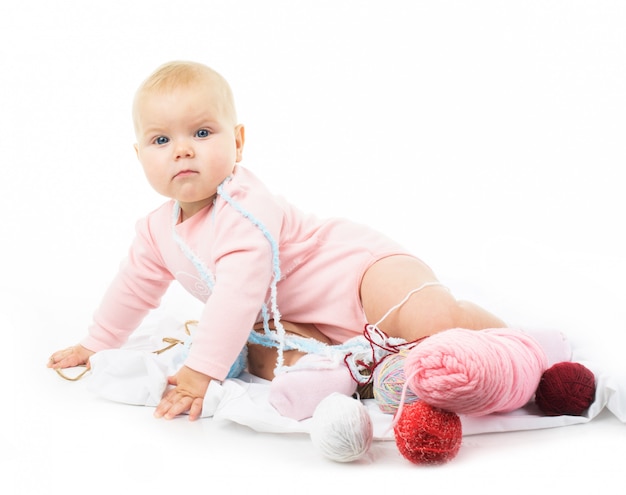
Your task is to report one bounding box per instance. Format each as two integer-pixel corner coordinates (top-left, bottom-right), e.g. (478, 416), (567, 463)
(85, 315), (626, 440)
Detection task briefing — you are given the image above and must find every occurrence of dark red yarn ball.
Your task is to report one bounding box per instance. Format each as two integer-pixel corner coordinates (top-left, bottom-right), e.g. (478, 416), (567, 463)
(394, 400), (462, 465)
(535, 362), (596, 416)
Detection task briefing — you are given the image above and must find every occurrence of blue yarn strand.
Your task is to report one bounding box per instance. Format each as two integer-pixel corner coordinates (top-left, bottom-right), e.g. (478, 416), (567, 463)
(217, 177), (288, 372)
(171, 201), (216, 290)
(171, 199), (249, 377)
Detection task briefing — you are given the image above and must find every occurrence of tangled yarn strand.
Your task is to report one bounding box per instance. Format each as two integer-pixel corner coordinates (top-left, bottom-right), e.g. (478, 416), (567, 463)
(341, 282), (446, 385)
(372, 282), (445, 331)
(217, 178), (287, 371)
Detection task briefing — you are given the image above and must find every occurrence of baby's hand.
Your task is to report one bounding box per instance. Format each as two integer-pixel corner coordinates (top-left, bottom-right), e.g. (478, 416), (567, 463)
(48, 345), (94, 369)
(154, 366), (212, 421)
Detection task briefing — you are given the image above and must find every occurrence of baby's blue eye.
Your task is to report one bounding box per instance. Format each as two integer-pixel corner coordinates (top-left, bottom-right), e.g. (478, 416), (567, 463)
(155, 136), (169, 145)
(196, 129), (210, 138)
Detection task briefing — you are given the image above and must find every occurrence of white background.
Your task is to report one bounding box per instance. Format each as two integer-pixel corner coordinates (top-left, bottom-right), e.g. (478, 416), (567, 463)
(1, 1), (625, 493)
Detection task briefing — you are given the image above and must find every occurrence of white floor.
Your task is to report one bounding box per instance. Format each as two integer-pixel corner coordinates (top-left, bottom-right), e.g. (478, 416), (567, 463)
(3, 277), (625, 495)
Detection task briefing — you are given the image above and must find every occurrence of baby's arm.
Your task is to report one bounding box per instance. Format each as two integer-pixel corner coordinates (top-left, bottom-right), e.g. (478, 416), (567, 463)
(48, 213), (172, 371)
(47, 344), (94, 369)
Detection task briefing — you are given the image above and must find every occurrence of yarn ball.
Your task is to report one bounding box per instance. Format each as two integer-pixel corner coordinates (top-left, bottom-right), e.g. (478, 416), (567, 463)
(404, 328), (546, 416)
(394, 400), (462, 465)
(373, 350), (419, 413)
(310, 393), (373, 463)
(535, 362), (596, 416)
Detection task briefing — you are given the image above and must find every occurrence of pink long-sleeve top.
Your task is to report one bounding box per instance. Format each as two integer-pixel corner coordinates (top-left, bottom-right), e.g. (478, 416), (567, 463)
(81, 165), (408, 380)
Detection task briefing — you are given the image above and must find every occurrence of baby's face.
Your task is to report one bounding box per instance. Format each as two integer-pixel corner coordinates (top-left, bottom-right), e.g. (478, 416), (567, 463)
(134, 83), (244, 220)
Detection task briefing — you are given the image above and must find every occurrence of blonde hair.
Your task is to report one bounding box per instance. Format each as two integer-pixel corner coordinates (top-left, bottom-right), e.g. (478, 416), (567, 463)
(132, 61), (238, 130)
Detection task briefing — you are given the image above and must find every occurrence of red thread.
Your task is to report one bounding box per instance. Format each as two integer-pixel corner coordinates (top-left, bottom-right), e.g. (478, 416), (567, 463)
(394, 400), (462, 465)
(535, 362), (596, 416)
(344, 324), (427, 385)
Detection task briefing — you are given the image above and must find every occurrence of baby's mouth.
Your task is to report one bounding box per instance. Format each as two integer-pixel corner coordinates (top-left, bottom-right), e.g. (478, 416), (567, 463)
(173, 170), (198, 179)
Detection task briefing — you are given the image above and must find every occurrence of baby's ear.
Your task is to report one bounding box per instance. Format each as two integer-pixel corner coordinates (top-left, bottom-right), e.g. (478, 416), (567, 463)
(235, 124), (245, 162)
(133, 143), (139, 158)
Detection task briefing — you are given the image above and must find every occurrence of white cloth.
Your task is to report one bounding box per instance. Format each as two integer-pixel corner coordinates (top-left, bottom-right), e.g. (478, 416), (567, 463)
(85, 324), (625, 439)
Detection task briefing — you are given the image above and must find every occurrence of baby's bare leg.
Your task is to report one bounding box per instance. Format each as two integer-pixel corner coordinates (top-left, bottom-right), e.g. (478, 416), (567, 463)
(248, 321), (331, 380)
(361, 256), (556, 416)
(360, 255), (506, 342)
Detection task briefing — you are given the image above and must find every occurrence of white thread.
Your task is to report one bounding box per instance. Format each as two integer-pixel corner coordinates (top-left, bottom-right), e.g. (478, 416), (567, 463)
(338, 282), (447, 383)
(372, 281), (445, 330)
(310, 393), (373, 463)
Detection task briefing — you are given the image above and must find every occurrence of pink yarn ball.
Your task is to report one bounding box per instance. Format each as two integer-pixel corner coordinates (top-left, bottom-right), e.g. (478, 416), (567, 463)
(403, 328), (547, 416)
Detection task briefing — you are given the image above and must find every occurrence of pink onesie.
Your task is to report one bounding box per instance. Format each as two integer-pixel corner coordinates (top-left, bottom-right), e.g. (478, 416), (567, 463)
(81, 165), (412, 380)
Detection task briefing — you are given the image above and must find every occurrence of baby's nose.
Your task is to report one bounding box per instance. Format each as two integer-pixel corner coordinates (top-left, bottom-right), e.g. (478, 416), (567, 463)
(174, 141), (195, 159)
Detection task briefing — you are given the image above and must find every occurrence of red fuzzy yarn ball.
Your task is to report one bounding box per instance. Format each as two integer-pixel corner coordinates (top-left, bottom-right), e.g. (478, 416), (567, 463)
(535, 362), (596, 416)
(394, 400), (462, 465)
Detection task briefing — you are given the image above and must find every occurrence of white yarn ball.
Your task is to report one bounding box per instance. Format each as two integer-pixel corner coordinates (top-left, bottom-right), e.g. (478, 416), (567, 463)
(309, 393), (373, 462)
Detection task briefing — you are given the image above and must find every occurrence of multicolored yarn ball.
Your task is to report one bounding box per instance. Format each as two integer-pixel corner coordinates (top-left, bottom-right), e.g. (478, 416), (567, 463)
(394, 400), (462, 465)
(310, 393), (373, 463)
(373, 350), (419, 414)
(535, 362), (596, 416)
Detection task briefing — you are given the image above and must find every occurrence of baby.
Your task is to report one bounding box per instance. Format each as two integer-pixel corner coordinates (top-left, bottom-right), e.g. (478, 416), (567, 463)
(48, 61), (553, 421)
